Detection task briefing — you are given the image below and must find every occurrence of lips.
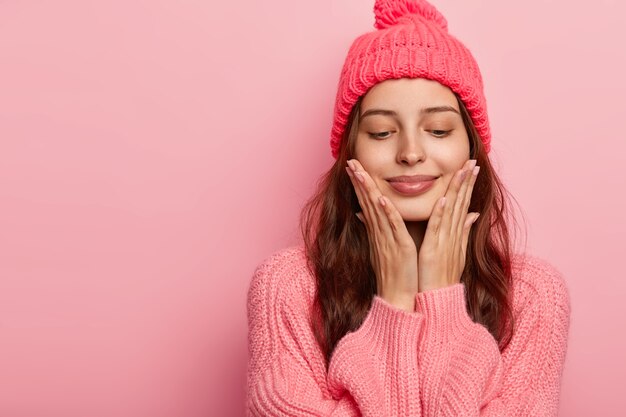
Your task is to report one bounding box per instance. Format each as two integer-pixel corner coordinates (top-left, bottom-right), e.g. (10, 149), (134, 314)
(387, 175), (438, 196)
(387, 174), (438, 183)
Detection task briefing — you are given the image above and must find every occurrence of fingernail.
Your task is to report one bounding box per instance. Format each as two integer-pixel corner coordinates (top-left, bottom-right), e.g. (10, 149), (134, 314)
(469, 159), (477, 169)
(347, 160), (356, 171)
(354, 171), (365, 183)
(473, 166), (480, 176)
(355, 212), (364, 223)
(345, 166), (353, 177)
(440, 196), (446, 207)
(473, 213), (480, 222)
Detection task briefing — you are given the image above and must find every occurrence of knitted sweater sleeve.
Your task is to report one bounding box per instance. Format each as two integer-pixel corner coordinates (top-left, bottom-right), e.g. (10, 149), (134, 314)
(414, 255), (571, 417)
(246, 248), (426, 416)
(246, 249), (570, 417)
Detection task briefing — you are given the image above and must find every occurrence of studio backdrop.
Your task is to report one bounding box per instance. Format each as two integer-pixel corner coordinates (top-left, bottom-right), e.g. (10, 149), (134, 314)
(1, 0), (624, 416)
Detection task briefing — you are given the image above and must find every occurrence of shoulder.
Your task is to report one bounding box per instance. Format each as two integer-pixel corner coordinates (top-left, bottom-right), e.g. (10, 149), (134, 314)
(247, 244), (316, 317)
(508, 252), (571, 327)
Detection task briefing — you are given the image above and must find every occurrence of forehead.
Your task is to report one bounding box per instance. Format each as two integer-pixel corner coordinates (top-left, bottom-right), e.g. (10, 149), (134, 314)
(361, 77), (458, 112)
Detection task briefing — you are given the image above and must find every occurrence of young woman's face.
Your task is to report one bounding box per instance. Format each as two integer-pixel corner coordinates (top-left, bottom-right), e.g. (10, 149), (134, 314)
(354, 77), (471, 221)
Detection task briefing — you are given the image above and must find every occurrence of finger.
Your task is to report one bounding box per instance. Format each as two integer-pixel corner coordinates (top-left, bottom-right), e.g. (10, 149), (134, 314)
(378, 195), (413, 245)
(350, 161), (393, 242)
(459, 164), (479, 231)
(350, 167), (376, 228)
(461, 212), (480, 259)
(346, 164), (384, 274)
(346, 164), (370, 215)
(424, 195), (447, 240)
(440, 161), (472, 237)
(451, 160), (476, 238)
(346, 163), (385, 240)
(346, 166), (372, 230)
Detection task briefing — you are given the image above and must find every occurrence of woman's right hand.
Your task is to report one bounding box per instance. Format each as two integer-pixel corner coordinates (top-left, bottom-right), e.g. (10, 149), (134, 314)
(346, 159), (418, 312)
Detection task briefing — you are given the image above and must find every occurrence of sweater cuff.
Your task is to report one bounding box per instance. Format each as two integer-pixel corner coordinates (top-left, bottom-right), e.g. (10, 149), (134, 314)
(358, 295), (424, 342)
(414, 283), (476, 335)
(333, 295), (425, 359)
(327, 296), (424, 405)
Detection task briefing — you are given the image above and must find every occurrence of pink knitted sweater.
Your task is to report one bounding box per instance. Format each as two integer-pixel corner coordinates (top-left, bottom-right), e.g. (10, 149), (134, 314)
(246, 245), (570, 416)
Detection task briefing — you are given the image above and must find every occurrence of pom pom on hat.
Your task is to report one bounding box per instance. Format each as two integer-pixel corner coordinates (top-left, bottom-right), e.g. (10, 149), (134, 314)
(329, 0), (492, 159)
(373, 0), (448, 31)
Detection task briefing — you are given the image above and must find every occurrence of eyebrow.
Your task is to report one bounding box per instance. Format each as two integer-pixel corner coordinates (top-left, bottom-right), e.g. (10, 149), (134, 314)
(359, 105), (460, 122)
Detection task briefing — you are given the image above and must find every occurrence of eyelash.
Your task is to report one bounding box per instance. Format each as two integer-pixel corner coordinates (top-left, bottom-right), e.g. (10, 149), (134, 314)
(367, 130), (451, 139)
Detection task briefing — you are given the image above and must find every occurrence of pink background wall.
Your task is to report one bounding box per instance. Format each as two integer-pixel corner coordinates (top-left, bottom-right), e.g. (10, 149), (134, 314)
(0, 0), (624, 415)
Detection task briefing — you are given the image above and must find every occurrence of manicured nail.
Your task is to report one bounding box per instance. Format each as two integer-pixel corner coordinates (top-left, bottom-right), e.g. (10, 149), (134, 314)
(379, 196), (386, 206)
(347, 160), (356, 171)
(473, 213), (480, 222)
(469, 159), (477, 169)
(354, 171), (365, 183)
(473, 166), (480, 176)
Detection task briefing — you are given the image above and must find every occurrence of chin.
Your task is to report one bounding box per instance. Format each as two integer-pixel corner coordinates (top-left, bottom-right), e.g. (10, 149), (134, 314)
(399, 212), (430, 222)
(393, 199), (436, 222)
(382, 181), (441, 222)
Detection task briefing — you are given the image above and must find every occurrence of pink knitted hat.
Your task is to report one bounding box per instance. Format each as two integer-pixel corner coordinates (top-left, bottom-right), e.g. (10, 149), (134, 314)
(330, 0), (492, 159)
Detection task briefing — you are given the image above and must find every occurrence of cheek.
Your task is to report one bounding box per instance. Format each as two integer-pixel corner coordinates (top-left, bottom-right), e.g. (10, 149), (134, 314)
(355, 138), (394, 165)
(440, 172), (456, 189)
(429, 136), (471, 167)
(355, 155), (386, 178)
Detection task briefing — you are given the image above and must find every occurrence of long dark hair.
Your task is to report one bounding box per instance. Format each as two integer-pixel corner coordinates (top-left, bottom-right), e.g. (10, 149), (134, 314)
(300, 92), (527, 367)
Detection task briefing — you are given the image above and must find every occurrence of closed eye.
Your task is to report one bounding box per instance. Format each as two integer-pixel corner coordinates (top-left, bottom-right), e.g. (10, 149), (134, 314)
(367, 131), (392, 139)
(368, 130), (452, 139)
(431, 130), (451, 137)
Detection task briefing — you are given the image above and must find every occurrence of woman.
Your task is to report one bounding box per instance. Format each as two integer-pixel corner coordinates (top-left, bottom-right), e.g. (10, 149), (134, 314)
(247, 0), (571, 415)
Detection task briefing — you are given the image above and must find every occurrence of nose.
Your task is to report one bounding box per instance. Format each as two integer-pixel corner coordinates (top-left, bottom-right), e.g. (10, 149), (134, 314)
(396, 132), (425, 166)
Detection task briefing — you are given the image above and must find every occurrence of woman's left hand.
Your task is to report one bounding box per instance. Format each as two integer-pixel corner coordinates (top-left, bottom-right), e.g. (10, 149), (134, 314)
(418, 158), (481, 293)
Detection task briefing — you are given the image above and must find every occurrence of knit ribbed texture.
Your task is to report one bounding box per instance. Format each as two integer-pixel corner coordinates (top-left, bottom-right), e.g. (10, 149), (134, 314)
(246, 246), (571, 416)
(329, 0), (492, 159)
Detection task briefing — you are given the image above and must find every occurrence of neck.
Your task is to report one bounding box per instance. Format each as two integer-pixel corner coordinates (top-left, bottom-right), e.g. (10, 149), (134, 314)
(405, 221), (428, 254)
